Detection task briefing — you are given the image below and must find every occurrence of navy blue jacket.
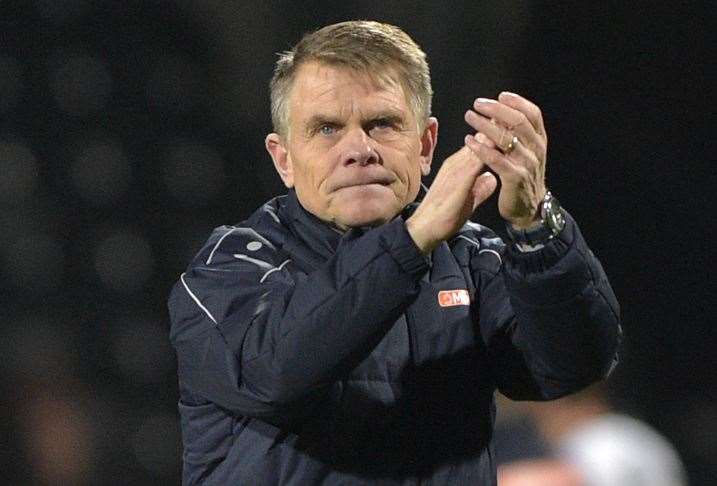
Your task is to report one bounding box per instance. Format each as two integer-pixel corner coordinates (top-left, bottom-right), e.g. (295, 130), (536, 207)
(168, 191), (621, 485)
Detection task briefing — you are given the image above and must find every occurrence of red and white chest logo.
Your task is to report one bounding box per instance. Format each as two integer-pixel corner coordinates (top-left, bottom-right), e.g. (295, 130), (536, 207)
(437, 289), (471, 307)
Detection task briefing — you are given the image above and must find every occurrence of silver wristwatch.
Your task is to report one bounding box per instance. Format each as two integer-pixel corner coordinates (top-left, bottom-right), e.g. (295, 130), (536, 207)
(506, 191), (566, 246)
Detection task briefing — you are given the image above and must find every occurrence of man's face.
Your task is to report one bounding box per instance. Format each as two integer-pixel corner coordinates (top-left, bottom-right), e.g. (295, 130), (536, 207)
(266, 62), (437, 230)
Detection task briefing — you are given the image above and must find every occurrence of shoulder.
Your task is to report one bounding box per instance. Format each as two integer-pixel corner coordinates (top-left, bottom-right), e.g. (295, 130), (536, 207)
(168, 197), (295, 330)
(193, 225), (281, 269)
(189, 195), (292, 271)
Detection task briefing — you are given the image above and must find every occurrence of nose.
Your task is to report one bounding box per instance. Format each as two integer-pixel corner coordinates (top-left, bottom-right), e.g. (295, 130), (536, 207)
(340, 128), (379, 167)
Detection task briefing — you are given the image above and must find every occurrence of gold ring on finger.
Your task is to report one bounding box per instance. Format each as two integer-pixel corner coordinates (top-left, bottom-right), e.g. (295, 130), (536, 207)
(505, 135), (519, 155)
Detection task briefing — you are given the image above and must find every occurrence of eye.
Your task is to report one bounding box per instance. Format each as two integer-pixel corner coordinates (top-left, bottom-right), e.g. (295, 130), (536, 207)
(319, 124), (337, 136)
(372, 118), (395, 130)
(367, 118), (401, 140)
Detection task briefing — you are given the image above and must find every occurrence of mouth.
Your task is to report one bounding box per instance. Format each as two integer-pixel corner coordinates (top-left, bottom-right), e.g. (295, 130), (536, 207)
(339, 181), (391, 189)
(332, 173), (396, 191)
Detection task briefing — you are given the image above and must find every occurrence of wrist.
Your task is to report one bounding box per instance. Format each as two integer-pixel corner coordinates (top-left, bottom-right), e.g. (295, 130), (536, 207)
(508, 215), (542, 231)
(405, 216), (438, 255)
(506, 191), (566, 246)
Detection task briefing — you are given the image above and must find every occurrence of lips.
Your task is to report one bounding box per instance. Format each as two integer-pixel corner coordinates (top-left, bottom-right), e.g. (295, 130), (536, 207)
(331, 171), (396, 191)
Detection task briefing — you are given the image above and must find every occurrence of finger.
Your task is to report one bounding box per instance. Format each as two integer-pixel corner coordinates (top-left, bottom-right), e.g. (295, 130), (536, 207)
(473, 98), (544, 147)
(465, 108), (541, 152)
(475, 132), (496, 149)
(472, 98), (533, 138)
(464, 110), (506, 147)
(449, 144), (486, 174)
(464, 134), (516, 180)
(497, 134), (536, 165)
(497, 91), (546, 136)
(471, 171), (497, 210)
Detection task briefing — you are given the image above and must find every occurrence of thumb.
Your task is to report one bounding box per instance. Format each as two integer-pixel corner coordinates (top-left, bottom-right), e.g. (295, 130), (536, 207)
(471, 172), (497, 211)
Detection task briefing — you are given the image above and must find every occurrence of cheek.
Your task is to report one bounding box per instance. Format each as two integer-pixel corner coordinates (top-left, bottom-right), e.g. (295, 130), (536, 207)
(292, 153), (343, 215)
(404, 160), (423, 200)
(292, 148), (332, 191)
(386, 141), (422, 196)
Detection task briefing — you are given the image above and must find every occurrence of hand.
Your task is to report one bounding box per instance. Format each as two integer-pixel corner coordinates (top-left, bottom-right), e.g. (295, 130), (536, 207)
(463, 92), (547, 229)
(406, 145), (497, 254)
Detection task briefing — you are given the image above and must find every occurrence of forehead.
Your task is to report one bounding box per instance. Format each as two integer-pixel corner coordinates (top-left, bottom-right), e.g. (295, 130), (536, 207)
(289, 62), (411, 119)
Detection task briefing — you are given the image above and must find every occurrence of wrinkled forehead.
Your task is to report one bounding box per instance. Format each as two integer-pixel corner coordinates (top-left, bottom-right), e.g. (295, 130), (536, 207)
(288, 61), (411, 119)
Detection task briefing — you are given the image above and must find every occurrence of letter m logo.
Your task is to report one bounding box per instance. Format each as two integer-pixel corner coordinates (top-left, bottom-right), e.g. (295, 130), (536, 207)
(437, 289), (470, 307)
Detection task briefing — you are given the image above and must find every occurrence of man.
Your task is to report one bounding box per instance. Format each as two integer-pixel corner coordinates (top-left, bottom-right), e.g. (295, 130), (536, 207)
(496, 385), (687, 486)
(168, 21), (621, 485)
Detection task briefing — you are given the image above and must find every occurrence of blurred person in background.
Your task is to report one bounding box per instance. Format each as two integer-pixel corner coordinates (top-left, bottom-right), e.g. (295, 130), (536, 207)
(496, 384), (688, 486)
(168, 20), (621, 485)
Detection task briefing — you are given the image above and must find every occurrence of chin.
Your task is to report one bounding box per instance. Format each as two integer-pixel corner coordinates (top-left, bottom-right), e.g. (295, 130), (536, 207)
(328, 185), (410, 229)
(334, 203), (400, 229)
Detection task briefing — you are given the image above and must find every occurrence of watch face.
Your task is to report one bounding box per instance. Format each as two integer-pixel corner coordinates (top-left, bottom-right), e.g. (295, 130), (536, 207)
(549, 211), (564, 232)
(542, 193), (566, 235)
(507, 191), (566, 244)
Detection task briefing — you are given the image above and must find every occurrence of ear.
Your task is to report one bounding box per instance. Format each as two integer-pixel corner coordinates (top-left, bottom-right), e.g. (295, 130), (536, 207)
(419, 117), (438, 176)
(265, 133), (294, 188)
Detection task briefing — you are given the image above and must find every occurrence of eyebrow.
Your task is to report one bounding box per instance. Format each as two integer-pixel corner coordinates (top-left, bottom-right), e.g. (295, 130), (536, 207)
(305, 114), (343, 131)
(304, 110), (407, 131)
(368, 113), (405, 127)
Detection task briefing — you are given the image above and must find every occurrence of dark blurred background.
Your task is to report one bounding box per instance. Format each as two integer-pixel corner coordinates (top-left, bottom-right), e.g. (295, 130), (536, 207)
(0, 1), (712, 484)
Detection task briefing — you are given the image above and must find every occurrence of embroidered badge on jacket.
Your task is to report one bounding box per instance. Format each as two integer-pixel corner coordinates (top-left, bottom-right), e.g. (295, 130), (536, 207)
(437, 290), (470, 307)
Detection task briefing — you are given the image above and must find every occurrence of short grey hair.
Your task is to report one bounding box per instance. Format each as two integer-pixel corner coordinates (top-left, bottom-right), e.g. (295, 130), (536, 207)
(269, 20), (433, 137)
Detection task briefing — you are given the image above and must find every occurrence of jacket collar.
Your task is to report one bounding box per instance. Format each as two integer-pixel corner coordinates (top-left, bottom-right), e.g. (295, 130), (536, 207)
(281, 189), (425, 264)
(283, 190), (344, 261)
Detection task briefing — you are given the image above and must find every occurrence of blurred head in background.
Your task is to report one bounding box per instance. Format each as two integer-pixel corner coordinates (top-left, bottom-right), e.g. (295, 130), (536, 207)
(497, 384), (688, 486)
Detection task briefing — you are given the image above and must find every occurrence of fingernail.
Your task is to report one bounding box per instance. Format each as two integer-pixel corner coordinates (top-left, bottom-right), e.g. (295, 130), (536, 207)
(475, 97), (496, 104)
(465, 134), (476, 145)
(500, 91), (518, 97)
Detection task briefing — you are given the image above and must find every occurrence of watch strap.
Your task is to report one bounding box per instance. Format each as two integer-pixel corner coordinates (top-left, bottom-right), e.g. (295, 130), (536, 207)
(506, 218), (556, 246)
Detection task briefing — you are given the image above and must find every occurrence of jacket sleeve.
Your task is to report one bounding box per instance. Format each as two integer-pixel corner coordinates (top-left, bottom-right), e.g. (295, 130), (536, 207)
(168, 218), (429, 422)
(474, 212), (621, 400)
